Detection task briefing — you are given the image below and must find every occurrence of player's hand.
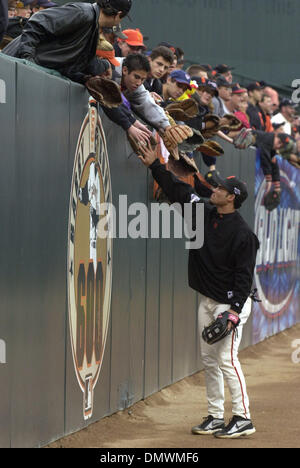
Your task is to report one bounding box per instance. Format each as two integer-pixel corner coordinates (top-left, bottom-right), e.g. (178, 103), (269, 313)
(133, 120), (153, 138)
(227, 310), (240, 331)
(127, 125), (150, 145)
(150, 92), (163, 104)
(138, 139), (158, 167)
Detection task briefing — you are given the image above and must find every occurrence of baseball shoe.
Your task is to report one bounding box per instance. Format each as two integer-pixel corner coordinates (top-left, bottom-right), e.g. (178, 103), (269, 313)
(214, 415), (256, 438)
(191, 416), (225, 435)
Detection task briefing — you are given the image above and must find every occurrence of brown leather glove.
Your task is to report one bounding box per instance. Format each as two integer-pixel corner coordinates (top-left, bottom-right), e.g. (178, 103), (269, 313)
(162, 125), (194, 160)
(165, 99), (199, 121)
(85, 76), (122, 108)
(197, 140), (224, 157)
(167, 152), (199, 178)
(219, 114), (242, 132)
(162, 124), (193, 147)
(202, 114), (221, 138)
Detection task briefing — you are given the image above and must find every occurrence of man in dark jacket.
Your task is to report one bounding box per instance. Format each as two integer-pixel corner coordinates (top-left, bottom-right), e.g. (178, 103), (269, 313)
(2, 0), (132, 84)
(138, 140), (260, 439)
(246, 82), (264, 130)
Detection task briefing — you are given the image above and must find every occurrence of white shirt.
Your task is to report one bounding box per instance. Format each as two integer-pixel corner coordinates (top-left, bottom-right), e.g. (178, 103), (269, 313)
(271, 112), (292, 135)
(220, 98), (231, 116)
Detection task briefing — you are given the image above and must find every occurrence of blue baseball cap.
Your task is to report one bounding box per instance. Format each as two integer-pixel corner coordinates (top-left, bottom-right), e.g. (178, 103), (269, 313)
(170, 70), (192, 89)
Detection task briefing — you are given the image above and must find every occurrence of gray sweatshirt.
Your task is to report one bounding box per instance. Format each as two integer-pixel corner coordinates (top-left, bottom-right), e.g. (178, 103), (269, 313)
(123, 85), (170, 130)
(115, 57), (170, 130)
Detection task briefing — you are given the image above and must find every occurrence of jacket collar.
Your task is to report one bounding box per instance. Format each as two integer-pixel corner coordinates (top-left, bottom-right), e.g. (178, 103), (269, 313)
(92, 3), (101, 23)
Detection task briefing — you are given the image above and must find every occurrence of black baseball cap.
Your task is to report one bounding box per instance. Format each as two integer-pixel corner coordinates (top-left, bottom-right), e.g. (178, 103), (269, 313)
(272, 121), (286, 130)
(277, 133), (293, 145)
(279, 98), (297, 109)
(157, 42), (176, 53)
(102, 24), (128, 39)
(200, 64), (213, 72)
(216, 75), (233, 88)
(98, 0), (132, 16)
(214, 174), (248, 208)
(277, 133), (297, 153)
(214, 64), (235, 74)
(192, 76), (219, 96)
(246, 82), (263, 92)
(232, 83), (247, 94)
(259, 80), (268, 88)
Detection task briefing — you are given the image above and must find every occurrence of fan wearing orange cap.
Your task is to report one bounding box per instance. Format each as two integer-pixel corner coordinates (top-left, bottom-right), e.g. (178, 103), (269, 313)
(116, 28), (146, 57)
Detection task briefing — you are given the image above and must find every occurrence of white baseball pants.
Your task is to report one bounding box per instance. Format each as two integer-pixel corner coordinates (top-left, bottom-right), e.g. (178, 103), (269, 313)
(198, 293), (252, 420)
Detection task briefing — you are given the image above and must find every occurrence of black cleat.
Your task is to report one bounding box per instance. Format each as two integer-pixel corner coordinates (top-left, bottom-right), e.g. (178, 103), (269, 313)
(214, 415), (256, 438)
(191, 415), (225, 435)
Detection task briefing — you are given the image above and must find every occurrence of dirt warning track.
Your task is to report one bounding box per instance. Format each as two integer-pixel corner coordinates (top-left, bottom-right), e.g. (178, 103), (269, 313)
(49, 324), (300, 449)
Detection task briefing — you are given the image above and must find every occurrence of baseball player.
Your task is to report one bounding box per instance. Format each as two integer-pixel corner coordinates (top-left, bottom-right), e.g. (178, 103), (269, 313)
(138, 141), (260, 439)
(79, 161), (101, 271)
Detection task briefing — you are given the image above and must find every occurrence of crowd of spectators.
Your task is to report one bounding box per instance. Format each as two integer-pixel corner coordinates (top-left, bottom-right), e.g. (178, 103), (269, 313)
(0, 0), (58, 47)
(0, 0), (299, 211)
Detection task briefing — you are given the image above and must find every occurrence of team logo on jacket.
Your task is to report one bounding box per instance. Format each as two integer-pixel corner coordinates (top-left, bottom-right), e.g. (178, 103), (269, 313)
(67, 99), (113, 420)
(254, 167), (299, 317)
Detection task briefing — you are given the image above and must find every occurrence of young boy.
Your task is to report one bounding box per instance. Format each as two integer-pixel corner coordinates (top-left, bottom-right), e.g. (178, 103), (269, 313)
(144, 46), (175, 98)
(102, 53), (153, 143)
(162, 69), (192, 103)
(104, 54), (171, 139)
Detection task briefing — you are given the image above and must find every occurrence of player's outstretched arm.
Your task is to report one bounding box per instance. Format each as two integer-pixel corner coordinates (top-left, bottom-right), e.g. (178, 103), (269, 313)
(138, 141), (199, 207)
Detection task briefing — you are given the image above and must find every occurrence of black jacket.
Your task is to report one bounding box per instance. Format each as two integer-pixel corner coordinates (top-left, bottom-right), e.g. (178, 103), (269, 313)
(144, 77), (163, 97)
(247, 103), (264, 131)
(150, 159), (260, 314)
(0, 0), (8, 42)
(5, 17), (27, 39)
(254, 130), (280, 181)
(102, 102), (136, 131)
(2, 2), (100, 84)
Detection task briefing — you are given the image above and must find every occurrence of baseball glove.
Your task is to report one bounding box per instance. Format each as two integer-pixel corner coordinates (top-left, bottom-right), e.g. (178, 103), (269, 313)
(85, 76), (122, 108)
(280, 139), (298, 160)
(162, 125), (194, 159)
(168, 152), (199, 178)
(197, 140), (224, 157)
(178, 128), (204, 153)
(202, 114), (221, 138)
(204, 169), (221, 188)
(219, 114), (242, 132)
(202, 311), (241, 345)
(263, 189), (281, 212)
(166, 99), (199, 121)
(233, 128), (254, 149)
